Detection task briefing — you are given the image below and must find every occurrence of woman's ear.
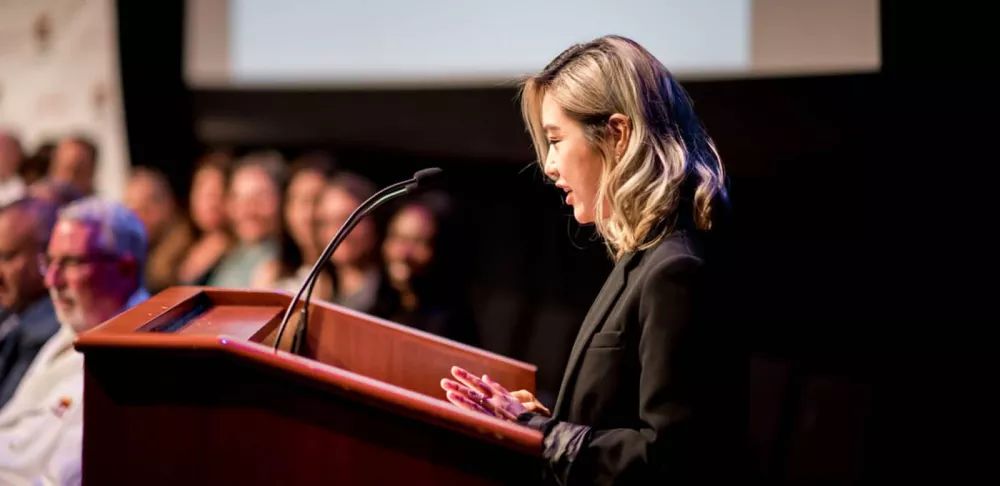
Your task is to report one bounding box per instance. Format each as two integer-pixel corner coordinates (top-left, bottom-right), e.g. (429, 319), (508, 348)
(607, 114), (631, 159)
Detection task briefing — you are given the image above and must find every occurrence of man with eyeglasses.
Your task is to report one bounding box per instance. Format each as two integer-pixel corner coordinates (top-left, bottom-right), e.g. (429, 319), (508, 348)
(0, 197), (149, 484)
(0, 198), (60, 408)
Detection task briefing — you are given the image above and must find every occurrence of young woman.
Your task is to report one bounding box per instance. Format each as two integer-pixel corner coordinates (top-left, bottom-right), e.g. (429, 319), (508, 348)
(206, 151), (286, 288)
(176, 152), (233, 285)
(382, 191), (477, 345)
(312, 172), (394, 314)
(252, 153), (334, 292)
(440, 35), (742, 484)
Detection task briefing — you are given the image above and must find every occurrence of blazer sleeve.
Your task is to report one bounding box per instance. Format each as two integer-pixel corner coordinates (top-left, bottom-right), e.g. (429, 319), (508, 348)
(518, 255), (703, 485)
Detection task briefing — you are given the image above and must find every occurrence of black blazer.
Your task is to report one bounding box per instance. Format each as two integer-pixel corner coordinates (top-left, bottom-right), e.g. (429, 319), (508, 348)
(518, 228), (745, 485)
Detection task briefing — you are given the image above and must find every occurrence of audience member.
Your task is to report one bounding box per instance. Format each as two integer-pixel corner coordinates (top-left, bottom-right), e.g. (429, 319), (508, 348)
(0, 197), (149, 484)
(252, 154), (334, 292)
(206, 151), (286, 288)
(28, 178), (86, 207)
(124, 167), (194, 294)
(19, 140), (56, 186)
(48, 136), (97, 196)
(177, 152), (232, 285)
(0, 198), (60, 407)
(314, 172), (394, 314)
(382, 191), (477, 345)
(0, 131), (27, 206)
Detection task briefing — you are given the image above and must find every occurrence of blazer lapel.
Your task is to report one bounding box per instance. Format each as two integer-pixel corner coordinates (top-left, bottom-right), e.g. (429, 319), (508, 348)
(552, 252), (638, 417)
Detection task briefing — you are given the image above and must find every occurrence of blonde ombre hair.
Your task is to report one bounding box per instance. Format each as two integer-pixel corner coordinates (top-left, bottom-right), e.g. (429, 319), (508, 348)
(521, 35), (728, 259)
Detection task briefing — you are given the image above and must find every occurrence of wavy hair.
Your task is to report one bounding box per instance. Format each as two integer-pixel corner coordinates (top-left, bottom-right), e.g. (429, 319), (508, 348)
(521, 35), (728, 259)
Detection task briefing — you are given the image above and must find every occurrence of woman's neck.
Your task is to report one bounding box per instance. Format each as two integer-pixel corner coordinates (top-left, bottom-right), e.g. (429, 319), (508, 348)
(336, 262), (374, 297)
(200, 229), (229, 243)
(398, 287), (419, 311)
(301, 247), (321, 267)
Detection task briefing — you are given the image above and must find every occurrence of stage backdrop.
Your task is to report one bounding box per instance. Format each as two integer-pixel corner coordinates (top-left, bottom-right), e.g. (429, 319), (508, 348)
(0, 0), (130, 200)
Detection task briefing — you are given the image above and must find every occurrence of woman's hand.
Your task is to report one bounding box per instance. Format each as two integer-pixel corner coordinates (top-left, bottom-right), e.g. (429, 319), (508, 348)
(440, 366), (528, 421)
(510, 389), (551, 417)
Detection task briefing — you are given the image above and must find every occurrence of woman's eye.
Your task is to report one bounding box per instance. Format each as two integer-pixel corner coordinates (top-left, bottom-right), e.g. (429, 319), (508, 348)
(548, 139), (560, 146)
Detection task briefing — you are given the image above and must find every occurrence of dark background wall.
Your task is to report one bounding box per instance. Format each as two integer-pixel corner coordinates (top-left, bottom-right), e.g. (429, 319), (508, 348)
(116, 0), (994, 483)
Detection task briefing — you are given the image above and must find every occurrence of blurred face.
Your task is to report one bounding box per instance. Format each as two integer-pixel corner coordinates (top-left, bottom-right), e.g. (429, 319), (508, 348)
(50, 140), (94, 194)
(315, 186), (376, 266)
(190, 167), (226, 232)
(43, 220), (136, 334)
(541, 93), (606, 224)
(0, 210), (46, 311)
(383, 205), (437, 289)
(124, 175), (173, 242)
(227, 166), (280, 244)
(284, 170), (326, 258)
(0, 135), (21, 178)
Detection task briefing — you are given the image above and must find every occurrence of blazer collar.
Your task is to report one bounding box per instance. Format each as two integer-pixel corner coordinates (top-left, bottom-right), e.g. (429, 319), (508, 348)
(553, 251), (640, 416)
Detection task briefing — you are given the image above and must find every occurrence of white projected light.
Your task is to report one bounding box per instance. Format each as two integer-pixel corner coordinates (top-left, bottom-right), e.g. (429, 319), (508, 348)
(228, 0), (750, 86)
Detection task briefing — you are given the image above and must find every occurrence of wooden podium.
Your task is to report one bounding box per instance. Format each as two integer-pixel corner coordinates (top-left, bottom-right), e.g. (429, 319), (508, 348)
(74, 287), (544, 485)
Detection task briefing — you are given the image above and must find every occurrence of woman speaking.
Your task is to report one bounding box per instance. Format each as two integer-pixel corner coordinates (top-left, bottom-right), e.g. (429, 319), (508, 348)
(441, 35), (743, 484)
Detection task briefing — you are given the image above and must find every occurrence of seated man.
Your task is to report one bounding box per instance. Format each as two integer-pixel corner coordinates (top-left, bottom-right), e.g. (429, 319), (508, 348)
(0, 198), (60, 408)
(0, 197), (149, 484)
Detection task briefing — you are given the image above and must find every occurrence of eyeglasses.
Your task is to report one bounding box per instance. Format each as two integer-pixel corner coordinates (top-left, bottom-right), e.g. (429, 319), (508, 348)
(38, 253), (121, 276)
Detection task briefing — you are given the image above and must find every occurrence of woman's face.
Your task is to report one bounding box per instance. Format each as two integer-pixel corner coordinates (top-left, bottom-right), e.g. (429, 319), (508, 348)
(315, 186), (376, 266)
(541, 93), (606, 224)
(284, 169), (326, 257)
(382, 205), (437, 288)
(227, 166), (281, 244)
(190, 167), (226, 232)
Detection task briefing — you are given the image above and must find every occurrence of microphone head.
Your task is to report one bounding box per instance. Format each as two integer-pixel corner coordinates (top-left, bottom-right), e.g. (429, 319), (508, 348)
(406, 167), (444, 193)
(414, 168), (444, 187)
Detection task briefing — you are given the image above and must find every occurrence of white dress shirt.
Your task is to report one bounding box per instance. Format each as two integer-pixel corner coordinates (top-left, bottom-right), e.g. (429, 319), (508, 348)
(0, 288), (150, 486)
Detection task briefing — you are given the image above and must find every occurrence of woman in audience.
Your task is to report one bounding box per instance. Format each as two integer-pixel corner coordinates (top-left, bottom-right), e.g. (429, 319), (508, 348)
(124, 167), (194, 294)
(18, 140), (56, 186)
(252, 153), (334, 292)
(177, 152), (233, 285)
(207, 151), (286, 288)
(313, 172), (394, 314)
(381, 191), (477, 345)
(27, 178), (84, 207)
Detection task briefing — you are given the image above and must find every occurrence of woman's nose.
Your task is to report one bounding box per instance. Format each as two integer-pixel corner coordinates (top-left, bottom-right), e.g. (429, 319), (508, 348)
(543, 152), (558, 180)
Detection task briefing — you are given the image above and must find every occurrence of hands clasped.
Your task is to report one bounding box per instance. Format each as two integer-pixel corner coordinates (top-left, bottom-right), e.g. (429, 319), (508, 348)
(440, 366), (551, 421)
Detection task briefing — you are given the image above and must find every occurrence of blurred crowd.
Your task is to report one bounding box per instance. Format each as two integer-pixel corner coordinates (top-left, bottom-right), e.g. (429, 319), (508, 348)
(1, 130), (477, 344)
(0, 129), (477, 482)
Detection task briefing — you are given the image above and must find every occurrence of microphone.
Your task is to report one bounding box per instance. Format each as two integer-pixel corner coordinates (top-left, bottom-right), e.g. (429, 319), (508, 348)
(272, 168), (444, 352)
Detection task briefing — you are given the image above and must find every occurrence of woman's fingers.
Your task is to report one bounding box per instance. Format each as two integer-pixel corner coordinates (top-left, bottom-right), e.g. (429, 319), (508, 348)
(442, 378), (508, 418)
(441, 378), (471, 396)
(494, 405), (518, 422)
(445, 388), (516, 421)
(446, 391), (495, 416)
(482, 374), (511, 395)
(510, 389), (552, 417)
(529, 402), (552, 417)
(451, 366), (493, 399)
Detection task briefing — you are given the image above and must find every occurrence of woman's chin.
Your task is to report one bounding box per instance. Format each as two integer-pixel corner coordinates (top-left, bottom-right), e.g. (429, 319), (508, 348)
(572, 206), (594, 225)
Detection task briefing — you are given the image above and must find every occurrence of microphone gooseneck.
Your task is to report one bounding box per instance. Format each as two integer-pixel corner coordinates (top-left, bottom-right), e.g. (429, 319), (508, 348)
(272, 168), (443, 353)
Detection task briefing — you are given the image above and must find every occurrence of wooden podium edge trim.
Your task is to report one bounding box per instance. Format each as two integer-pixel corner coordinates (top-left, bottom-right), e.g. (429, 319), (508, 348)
(75, 332), (544, 456)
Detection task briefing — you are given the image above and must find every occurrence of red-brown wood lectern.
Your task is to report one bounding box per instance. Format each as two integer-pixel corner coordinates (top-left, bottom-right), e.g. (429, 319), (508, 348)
(74, 287), (543, 485)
